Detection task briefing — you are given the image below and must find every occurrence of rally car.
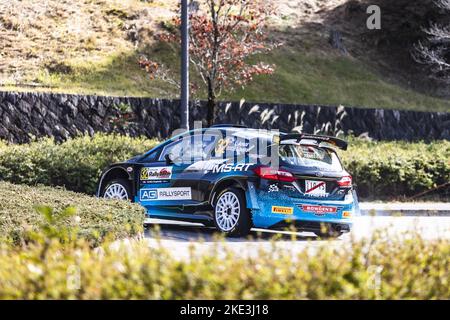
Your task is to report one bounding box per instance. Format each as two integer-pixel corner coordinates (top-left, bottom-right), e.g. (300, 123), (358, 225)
(97, 125), (358, 238)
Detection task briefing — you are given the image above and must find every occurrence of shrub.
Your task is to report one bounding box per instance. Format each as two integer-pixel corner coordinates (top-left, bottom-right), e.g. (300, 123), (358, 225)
(340, 139), (450, 200)
(0, 134), (158, 194)
(0, 231), (447, 299)
(0, 181), (145, 246)
(0, 134), (448, 200)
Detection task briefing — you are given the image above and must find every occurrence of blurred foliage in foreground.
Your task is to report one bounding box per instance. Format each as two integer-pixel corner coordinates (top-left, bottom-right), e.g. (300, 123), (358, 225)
(0, 197), (448, 299)
(0, 209), (448, 299)
(0, 134), (448, 200)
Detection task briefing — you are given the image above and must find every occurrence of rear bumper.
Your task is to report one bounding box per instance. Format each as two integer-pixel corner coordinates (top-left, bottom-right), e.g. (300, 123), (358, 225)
(246, 182), (356, 229)
(270, 220), (351, 233)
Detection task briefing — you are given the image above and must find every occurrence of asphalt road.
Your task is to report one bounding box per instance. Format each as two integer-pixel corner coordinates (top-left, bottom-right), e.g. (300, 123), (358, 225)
(143, 216), (450, 259)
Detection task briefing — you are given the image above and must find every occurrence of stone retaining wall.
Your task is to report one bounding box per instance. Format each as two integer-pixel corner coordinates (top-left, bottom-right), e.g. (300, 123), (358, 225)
(0, 91), (448, 143)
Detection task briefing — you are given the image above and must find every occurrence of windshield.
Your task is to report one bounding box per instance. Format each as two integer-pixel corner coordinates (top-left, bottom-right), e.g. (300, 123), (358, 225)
(278, 144), (343, 171)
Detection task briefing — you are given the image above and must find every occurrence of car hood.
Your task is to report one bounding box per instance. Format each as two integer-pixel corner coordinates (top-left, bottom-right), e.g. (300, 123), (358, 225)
(125, 155), (142, 163)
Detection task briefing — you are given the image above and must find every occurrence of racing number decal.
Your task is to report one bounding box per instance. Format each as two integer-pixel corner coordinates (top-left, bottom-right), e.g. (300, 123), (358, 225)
(215, 138), (229, 155)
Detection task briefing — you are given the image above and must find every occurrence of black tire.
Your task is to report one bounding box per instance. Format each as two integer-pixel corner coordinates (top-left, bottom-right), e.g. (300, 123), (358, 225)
(213, 187), (252, 237)
(101, 179), (132, 201)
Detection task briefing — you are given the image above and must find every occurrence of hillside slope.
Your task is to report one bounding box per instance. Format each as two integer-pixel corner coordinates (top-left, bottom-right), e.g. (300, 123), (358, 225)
(0, 0), (449, 112)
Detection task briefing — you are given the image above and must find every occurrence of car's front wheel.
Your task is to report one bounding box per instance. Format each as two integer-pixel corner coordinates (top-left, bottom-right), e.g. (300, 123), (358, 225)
(102, 179), (131, 201)
(213, 187), (252, 237)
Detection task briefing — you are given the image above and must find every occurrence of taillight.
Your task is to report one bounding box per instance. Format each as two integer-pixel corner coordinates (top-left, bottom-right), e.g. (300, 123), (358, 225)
(337, 175), (352, 187)
(253, 166), (295, 183)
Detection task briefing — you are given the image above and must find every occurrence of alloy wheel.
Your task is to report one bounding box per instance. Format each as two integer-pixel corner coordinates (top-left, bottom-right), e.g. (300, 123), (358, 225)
(215, 191), (241, 231)
(103, 183), (129, 200)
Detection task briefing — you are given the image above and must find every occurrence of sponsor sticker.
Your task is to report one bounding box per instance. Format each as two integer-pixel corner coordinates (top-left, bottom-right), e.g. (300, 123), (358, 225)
(140, 189), (158, 200)
(342, 211), (352, 218)
(272, 206), (294, 215)
(140, 166), (172, 181)
(140, 187), (192, 201)
(301, 205), (337, 216)
(185, 159), (227, 172)
(214, 137), (254, 155)
(211, 163), (253, 173)
(227, 140), (252, 153)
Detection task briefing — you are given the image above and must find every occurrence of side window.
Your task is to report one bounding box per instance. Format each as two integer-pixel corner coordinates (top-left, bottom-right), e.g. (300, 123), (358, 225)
(212, 136), (253, 161)
(159, 134), (218, 163)
(159, 139), (186, 162)
(197, 135), (217, 160)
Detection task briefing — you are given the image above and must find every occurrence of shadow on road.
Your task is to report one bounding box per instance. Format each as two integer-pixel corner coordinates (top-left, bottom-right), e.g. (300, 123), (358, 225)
(144, 222), (319, 243)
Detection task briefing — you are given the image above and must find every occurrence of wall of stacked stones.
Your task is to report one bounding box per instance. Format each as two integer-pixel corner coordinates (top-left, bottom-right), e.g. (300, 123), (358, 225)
(0, 91), (448, 143)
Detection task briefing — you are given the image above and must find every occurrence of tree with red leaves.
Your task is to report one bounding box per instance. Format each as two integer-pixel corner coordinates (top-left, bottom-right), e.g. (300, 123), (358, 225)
(140, 0), (279, 126)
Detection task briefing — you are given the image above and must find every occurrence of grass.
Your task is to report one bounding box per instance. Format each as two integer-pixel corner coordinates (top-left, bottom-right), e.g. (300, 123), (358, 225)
(26, 44), (181, 97)
(1, 0), (449, 112)
(0, 181), (145, 246)
(228, 48), (450, 112)
(33, 50), (169, 97)
(0, 0), (175, 91)
(10, 46), (449, 112)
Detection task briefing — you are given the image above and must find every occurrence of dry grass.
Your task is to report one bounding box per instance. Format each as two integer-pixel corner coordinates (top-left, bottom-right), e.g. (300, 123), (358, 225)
(0, 0), (176, 85)
(0, 0), (449, 111)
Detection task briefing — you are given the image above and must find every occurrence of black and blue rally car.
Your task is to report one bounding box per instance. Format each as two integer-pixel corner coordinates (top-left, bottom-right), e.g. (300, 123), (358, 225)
(97, 125), (357, 237)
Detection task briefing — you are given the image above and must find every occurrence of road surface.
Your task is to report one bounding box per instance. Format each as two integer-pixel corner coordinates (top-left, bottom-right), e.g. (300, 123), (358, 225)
(359, 202), (450, 216)
(142, 216), (450, 259)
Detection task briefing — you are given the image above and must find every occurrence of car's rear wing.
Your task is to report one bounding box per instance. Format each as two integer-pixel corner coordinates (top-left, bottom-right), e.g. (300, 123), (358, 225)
(279, 133), (348, 151)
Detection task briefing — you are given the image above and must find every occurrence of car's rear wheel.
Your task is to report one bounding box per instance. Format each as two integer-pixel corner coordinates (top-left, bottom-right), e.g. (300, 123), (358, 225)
(213, 187), (251, 237)
(102, 179), (131, 201)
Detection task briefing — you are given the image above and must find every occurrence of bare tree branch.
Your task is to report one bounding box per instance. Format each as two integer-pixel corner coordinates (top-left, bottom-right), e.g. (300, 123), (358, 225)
(412, 0), (450, 83)
(436, 0), (450, 10)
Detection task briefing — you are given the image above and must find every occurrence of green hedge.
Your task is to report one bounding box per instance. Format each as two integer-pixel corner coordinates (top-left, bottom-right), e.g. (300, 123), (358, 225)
(340, 139), (450, 200)
(0, 134), (158, 194)
(0, 232), (448, 299)
(0, 181), (145, 246)
(0, 134), (448, 200)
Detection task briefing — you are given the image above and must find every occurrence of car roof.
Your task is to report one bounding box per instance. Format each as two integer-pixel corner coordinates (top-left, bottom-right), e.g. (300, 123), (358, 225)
(139, 127), (279, 159)
(140, 127), (347, 160)
(182, 127), (283, 141)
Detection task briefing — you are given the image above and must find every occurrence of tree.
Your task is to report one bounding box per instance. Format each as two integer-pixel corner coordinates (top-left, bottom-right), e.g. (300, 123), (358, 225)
(412, 0), (450, 83)
(139, 0), (279, 126)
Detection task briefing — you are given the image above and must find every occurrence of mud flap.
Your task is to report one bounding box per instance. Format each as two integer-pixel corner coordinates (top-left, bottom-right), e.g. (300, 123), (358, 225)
(245, 181), (260, 211)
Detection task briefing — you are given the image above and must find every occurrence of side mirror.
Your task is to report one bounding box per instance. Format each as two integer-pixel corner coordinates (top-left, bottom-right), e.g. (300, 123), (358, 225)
(165, 153), (174, 165)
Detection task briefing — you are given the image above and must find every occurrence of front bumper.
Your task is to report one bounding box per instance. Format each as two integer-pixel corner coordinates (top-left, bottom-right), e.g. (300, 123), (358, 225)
(246, 182), (356, 230)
